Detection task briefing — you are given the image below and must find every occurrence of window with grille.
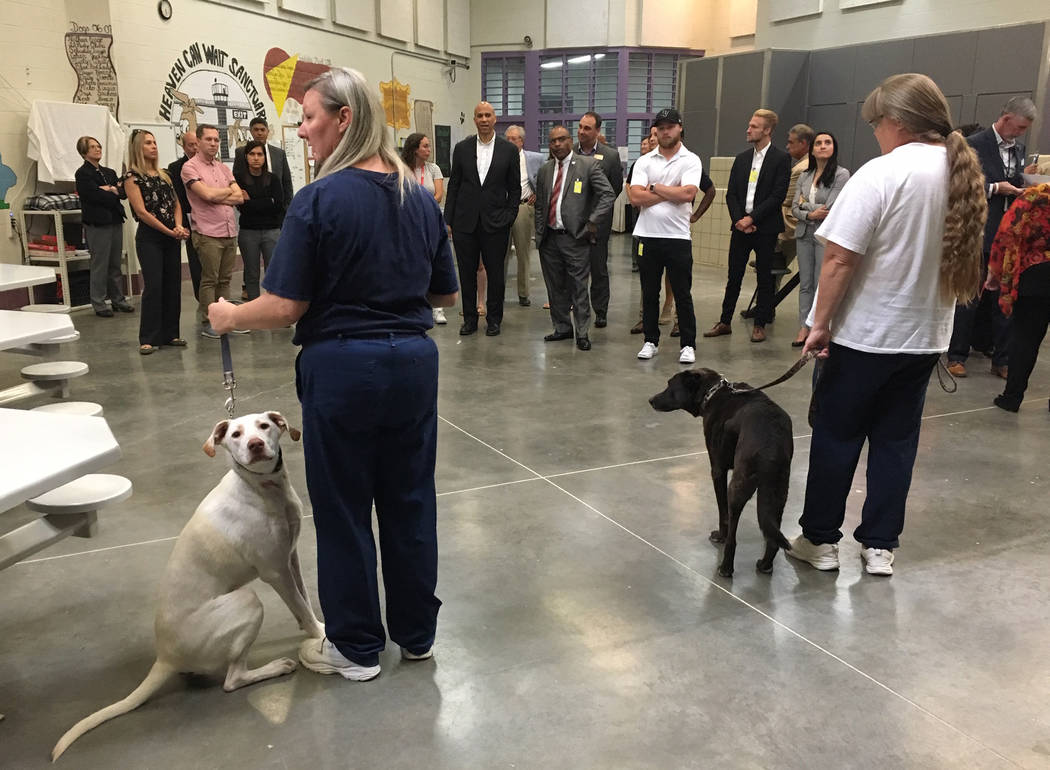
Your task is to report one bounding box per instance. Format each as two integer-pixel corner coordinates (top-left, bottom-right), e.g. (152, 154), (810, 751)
(483, 55), (526, 118)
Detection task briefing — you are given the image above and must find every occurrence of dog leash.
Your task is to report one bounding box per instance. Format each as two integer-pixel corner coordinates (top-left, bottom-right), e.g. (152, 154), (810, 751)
(220, 334), (237, 418)
(702, 351), (817, 409)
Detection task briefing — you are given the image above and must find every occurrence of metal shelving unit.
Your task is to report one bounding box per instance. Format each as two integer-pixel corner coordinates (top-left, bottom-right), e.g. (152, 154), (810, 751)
(18, 209), (91, 313)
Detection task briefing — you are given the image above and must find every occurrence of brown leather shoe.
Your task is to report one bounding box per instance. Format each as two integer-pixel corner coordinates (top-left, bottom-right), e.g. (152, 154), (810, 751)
(947, 362), (967, 377)
(750, 325), (767, 343)
(703, 322), (732, 338)
(630, 320), (644, 334)
(991, 364), (1008, 379)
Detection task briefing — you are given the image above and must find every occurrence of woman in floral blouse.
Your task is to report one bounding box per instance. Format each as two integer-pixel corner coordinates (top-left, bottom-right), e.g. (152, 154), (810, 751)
(124, 130), (189, 354)
(987, 182), (1050, 412)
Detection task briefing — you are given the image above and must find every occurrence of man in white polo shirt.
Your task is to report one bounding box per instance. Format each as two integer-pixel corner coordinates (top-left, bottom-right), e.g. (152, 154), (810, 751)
(628, 108), (703, 363)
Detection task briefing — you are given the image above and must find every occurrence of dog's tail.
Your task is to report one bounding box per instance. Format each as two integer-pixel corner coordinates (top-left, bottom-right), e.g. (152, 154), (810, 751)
(52, 661), (176, 762)
(757, 479), (791, 551)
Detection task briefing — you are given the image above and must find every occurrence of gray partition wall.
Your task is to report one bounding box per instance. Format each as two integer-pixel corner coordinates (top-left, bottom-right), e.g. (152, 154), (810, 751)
(679, 21), (1050, 170)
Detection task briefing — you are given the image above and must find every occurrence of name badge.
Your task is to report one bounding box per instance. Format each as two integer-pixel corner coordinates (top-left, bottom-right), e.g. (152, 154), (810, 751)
(749, 169), (759, 183)
(638, 242), (644, 256)
(595, 154), (604, 160)
(573, 180), (583, 194)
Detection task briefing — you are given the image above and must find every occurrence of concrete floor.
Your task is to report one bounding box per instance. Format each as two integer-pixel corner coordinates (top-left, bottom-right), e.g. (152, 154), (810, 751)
(2, 234), (1048, 769)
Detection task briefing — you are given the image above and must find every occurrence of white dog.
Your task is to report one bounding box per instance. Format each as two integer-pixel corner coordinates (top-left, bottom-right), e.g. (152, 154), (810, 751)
(52, 411), (324, 761)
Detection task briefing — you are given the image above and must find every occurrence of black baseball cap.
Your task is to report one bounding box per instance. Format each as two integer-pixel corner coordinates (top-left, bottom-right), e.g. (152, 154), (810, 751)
(652, 108), (682, 127)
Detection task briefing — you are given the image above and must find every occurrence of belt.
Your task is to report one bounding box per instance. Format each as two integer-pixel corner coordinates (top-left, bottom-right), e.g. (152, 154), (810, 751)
(548, 228), (568, 234)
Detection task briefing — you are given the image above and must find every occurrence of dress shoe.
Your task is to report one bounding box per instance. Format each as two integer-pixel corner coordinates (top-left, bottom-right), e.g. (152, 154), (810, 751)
(576, 336), (591, 351)
(594, 316), (607, 328)
(519, 296), (531, 307)
(750, 325), (767, 343)
(544, 331), (573, 342)
(112, 301), (135, 313)
(630, 321), (644, 334)
(993, 394), (1020, 412)
(991, 364), (1008, 379)
(946, 361), (967, 377)
(792, 327), (809, 348)
(670, 322), (680, 338)
(703, 322), (732, 338)
(485, 322), (501, 336)
(459, 322), (477, 336)
(543, 302), (550, 309)
(94, 308), (114, 318)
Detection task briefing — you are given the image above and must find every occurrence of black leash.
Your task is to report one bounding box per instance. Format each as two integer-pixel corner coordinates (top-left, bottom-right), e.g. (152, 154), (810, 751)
(220, 333), (237, 418)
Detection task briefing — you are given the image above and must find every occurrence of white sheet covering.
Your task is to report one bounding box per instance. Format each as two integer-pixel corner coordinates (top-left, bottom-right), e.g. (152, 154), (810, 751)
(28, 101), (126, 183)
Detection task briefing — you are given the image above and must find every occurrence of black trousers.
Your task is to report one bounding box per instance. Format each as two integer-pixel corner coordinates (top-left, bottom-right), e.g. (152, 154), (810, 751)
(453, 227), (510, 325)
(948, 250), (1010, 366)
(1000, 294), (1050, 407)
(136, 226), (182, 346)
(800, 343), (938, 550)
(588, 232), (611, 320)
(638, 237), (697, 348)
(720, 229), (778, 326)
(182, 214), (202, 301)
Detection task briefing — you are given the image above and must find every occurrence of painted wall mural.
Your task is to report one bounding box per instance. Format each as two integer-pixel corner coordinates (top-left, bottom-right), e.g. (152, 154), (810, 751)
(380, 78), (411, 131)
(0, 152), (17, 203)
(158, 42), (266, 162)
(262, 48), (331, 119)
(65, 21), (119, 115)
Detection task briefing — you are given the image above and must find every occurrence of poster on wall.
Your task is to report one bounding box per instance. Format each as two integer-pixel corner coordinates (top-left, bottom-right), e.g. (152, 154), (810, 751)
(262, 48), (332, 122)
(158, 42), (267, 163)
(65, 21), (119, 116)
(380, 78), (411, 131)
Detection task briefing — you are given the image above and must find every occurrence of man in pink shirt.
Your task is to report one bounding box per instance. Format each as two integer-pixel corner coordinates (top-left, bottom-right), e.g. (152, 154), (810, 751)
(182, 124), (244, 337)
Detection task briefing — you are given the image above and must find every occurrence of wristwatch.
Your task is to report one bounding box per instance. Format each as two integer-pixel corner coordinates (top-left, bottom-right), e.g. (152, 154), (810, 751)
(649, 184), (655, 192)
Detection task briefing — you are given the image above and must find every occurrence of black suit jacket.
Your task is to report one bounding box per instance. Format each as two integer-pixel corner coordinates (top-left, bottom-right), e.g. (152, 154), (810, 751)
(74, 162), (125, 226)
(574, 141), (624, 237)
(233, 144), (294, 208)
(725, 144), (792, 235)
(167, 155), (192, 226)
(533, 154), (616, 244)
(443, 135), (521, 234)
(968, 127), (1026, 253)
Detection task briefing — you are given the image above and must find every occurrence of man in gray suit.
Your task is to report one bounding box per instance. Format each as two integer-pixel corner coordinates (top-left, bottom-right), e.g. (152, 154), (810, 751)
(575, 111), (624, 328)
(504, 125), (546, 307)
(534, 125), (616, 350)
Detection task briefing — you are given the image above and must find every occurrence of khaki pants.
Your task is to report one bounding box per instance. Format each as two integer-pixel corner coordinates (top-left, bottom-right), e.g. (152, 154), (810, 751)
(505, 201), (534, 299)
(193, 232), (238, 324)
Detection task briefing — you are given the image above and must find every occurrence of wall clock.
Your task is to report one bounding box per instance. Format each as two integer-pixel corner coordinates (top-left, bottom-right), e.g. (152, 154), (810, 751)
(158, 0), (173, 21)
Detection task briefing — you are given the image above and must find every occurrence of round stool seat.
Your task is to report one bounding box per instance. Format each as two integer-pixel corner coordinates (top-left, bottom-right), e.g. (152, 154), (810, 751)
(26, 474), (133, 514)
(43, 330), (81, 344)
(20, 304), (70, 313)
(20, 361), (89, 381)
(31, 401), (104, 417)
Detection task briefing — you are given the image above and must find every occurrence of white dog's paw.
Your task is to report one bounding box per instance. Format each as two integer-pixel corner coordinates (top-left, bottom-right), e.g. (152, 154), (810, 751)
(276, 657), (298, 675)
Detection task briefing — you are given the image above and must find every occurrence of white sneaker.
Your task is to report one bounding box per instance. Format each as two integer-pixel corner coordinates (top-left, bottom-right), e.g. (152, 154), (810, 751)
(861, 547), (894, 575)
(401, 647), (434, 661)
(785, 535), (840, 570)
(433, 307), (447, 325)
(637, 341), (658, 360)
(678, 345), (695, 364)
(230, 328), (251, 334)
(298, 638), (380, 681)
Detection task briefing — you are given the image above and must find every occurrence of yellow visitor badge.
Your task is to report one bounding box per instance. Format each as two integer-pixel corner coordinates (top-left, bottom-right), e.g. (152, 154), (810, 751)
(595, 154), (604, 160)
(749, 168), (759, 183)
(638, 242), (644, 256)
(573, 180), (582, 194)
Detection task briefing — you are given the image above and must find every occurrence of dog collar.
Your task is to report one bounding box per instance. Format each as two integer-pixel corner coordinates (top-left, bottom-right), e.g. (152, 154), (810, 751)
(232, 447), (284, 475)
(701, 378), (731, 410)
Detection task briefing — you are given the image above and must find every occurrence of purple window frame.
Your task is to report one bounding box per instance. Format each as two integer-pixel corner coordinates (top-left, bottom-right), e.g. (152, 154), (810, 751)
(482, 46), (704, 155)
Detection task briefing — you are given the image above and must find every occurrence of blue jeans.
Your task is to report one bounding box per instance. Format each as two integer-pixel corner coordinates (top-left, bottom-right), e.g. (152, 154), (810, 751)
(800, 343), (937, 550)
(296, 333), (441, 666)
(238, 228), (280, 300)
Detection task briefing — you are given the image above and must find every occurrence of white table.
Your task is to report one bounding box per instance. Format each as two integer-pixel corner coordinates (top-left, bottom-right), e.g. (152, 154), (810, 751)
(0, 263), (55, 292)
(0, 309), (74, 351)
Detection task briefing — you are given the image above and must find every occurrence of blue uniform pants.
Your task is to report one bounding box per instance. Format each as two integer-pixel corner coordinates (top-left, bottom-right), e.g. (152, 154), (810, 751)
(296, 333), (441, 666)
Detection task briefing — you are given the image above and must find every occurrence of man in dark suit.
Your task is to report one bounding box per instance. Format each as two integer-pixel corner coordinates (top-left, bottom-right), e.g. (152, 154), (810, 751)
(444, 101), (521, 336)
(233, 117), (294, 207)
(575, 111), (624, 328)
(705, 109), (791, 343)
(167, 131), (202, 300)
(534, 125), (616, 350)
(947, 96), (1037, 378)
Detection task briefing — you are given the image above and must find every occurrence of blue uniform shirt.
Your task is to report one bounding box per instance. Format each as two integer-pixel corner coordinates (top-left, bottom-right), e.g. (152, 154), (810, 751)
(263, 167), (458, 345)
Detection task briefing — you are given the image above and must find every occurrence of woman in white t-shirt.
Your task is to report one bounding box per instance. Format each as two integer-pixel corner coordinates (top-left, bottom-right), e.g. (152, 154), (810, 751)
(787, 73), (986, 576)
(401, 133), (448, 323)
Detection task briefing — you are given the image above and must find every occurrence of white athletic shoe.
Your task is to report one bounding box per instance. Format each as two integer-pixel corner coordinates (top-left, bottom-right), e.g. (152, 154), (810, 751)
(298, 638), (380, 681)
(637, 341), (658, 360)
(861, 547), (894, 576)
(401, 647), (434, 661)
(679, 346), (696, 364)
(433, 308), (447, 325)
(785, 535), (840, 570)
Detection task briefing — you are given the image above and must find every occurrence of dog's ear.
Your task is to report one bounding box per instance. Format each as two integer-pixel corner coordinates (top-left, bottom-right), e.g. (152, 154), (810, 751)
(266, 411), (302, 442)
(677, 371), (709, 417)
(203, 420), (229, 457)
